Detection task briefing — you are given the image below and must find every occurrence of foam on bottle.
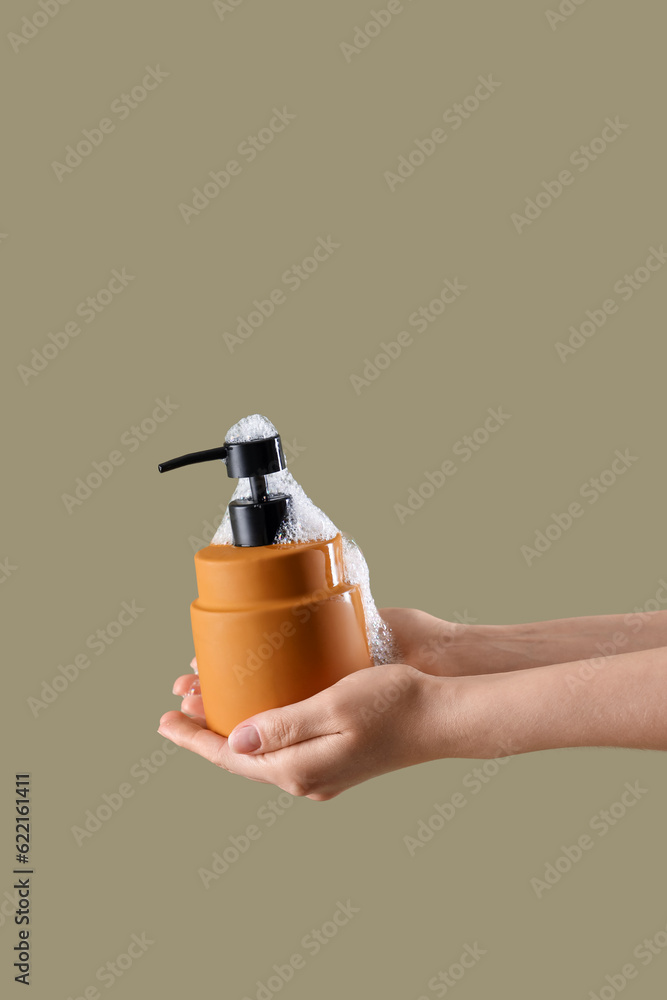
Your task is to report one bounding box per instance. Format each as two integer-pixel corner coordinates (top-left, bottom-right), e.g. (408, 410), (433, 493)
(211, 414), (398, 665)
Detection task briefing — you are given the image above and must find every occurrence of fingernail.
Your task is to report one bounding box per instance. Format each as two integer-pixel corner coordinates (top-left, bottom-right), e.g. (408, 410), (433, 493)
(229, 725), (261, 754)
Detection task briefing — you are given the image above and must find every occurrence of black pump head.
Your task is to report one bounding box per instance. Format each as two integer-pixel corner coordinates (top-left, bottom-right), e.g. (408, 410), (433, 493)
(158, 432), (290, 547)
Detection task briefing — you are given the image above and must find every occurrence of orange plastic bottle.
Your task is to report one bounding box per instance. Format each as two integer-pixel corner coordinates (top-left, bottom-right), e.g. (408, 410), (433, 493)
(158, 429), (372, 736)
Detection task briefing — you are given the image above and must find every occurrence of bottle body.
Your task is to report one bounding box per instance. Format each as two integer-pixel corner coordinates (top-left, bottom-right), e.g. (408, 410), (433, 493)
(190, 533), (372, 736)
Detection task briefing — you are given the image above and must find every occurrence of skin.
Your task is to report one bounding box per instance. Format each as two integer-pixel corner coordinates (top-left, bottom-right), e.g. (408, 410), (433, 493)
(158, 608), (667, 801)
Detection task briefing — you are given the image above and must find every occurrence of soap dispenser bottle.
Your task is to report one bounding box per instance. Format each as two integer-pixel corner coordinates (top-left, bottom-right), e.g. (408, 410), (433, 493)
(158, 429), (372, 736)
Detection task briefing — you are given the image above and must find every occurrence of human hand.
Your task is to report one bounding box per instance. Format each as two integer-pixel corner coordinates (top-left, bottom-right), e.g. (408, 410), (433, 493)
(159, 619), (667, 798)
(378, 607), (472, 676)
(159, 661), (461, 800)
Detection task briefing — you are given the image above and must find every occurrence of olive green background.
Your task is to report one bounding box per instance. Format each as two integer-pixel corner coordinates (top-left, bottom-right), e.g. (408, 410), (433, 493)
(3, 0), (666, 997)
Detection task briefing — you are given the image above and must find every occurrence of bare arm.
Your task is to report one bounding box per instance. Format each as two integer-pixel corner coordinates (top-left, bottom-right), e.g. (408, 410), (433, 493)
(444, 644), (667, 757)
(391, 608), (667, 676)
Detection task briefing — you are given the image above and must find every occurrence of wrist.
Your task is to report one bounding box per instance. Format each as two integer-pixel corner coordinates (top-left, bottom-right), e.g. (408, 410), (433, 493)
(423, 669), (536, 760)
(422, 645), (667, 761)
(415, 671), (495, 760)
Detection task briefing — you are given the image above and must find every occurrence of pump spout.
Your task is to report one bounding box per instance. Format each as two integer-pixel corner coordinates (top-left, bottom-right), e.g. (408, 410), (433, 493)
(158, 446), (228, 473)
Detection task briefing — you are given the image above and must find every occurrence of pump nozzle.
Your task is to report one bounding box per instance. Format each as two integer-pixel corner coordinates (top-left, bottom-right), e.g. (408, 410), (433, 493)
(158, 432), (290, 547)
(158, 446), (228, 473)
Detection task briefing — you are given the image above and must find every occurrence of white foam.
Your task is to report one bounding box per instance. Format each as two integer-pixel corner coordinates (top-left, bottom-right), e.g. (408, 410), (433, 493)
(211, 414), (397, 664)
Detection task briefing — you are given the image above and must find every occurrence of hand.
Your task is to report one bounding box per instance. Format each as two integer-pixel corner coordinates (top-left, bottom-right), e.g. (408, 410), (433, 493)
(159, 616), (667, 796)
(158, 661), (457, 800)
(378, 607), (470, 676)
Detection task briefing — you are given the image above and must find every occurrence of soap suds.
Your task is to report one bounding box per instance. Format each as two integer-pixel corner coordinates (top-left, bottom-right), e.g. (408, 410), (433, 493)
(212, 414), (398, 665)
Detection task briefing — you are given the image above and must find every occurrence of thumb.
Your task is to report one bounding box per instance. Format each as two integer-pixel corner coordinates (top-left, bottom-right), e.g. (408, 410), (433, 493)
(228, 689), (336, 755)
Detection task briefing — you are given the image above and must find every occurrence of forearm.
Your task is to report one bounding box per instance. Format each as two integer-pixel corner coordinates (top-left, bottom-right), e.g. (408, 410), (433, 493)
(448, 611), (667, 675)
(435, 644), (667, 759)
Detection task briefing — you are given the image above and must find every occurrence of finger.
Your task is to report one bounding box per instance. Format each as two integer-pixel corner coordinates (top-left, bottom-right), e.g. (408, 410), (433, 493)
(158, 711), (274, 780)
(160, 709), (207, 727)
(181, 695), (206, 719)
(191, 655), (198, 672)
(172, 674), (199, 696)
(158, 711), (229, 765)
(181, 692), (205, 717)
(228, 687), (342, 756)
